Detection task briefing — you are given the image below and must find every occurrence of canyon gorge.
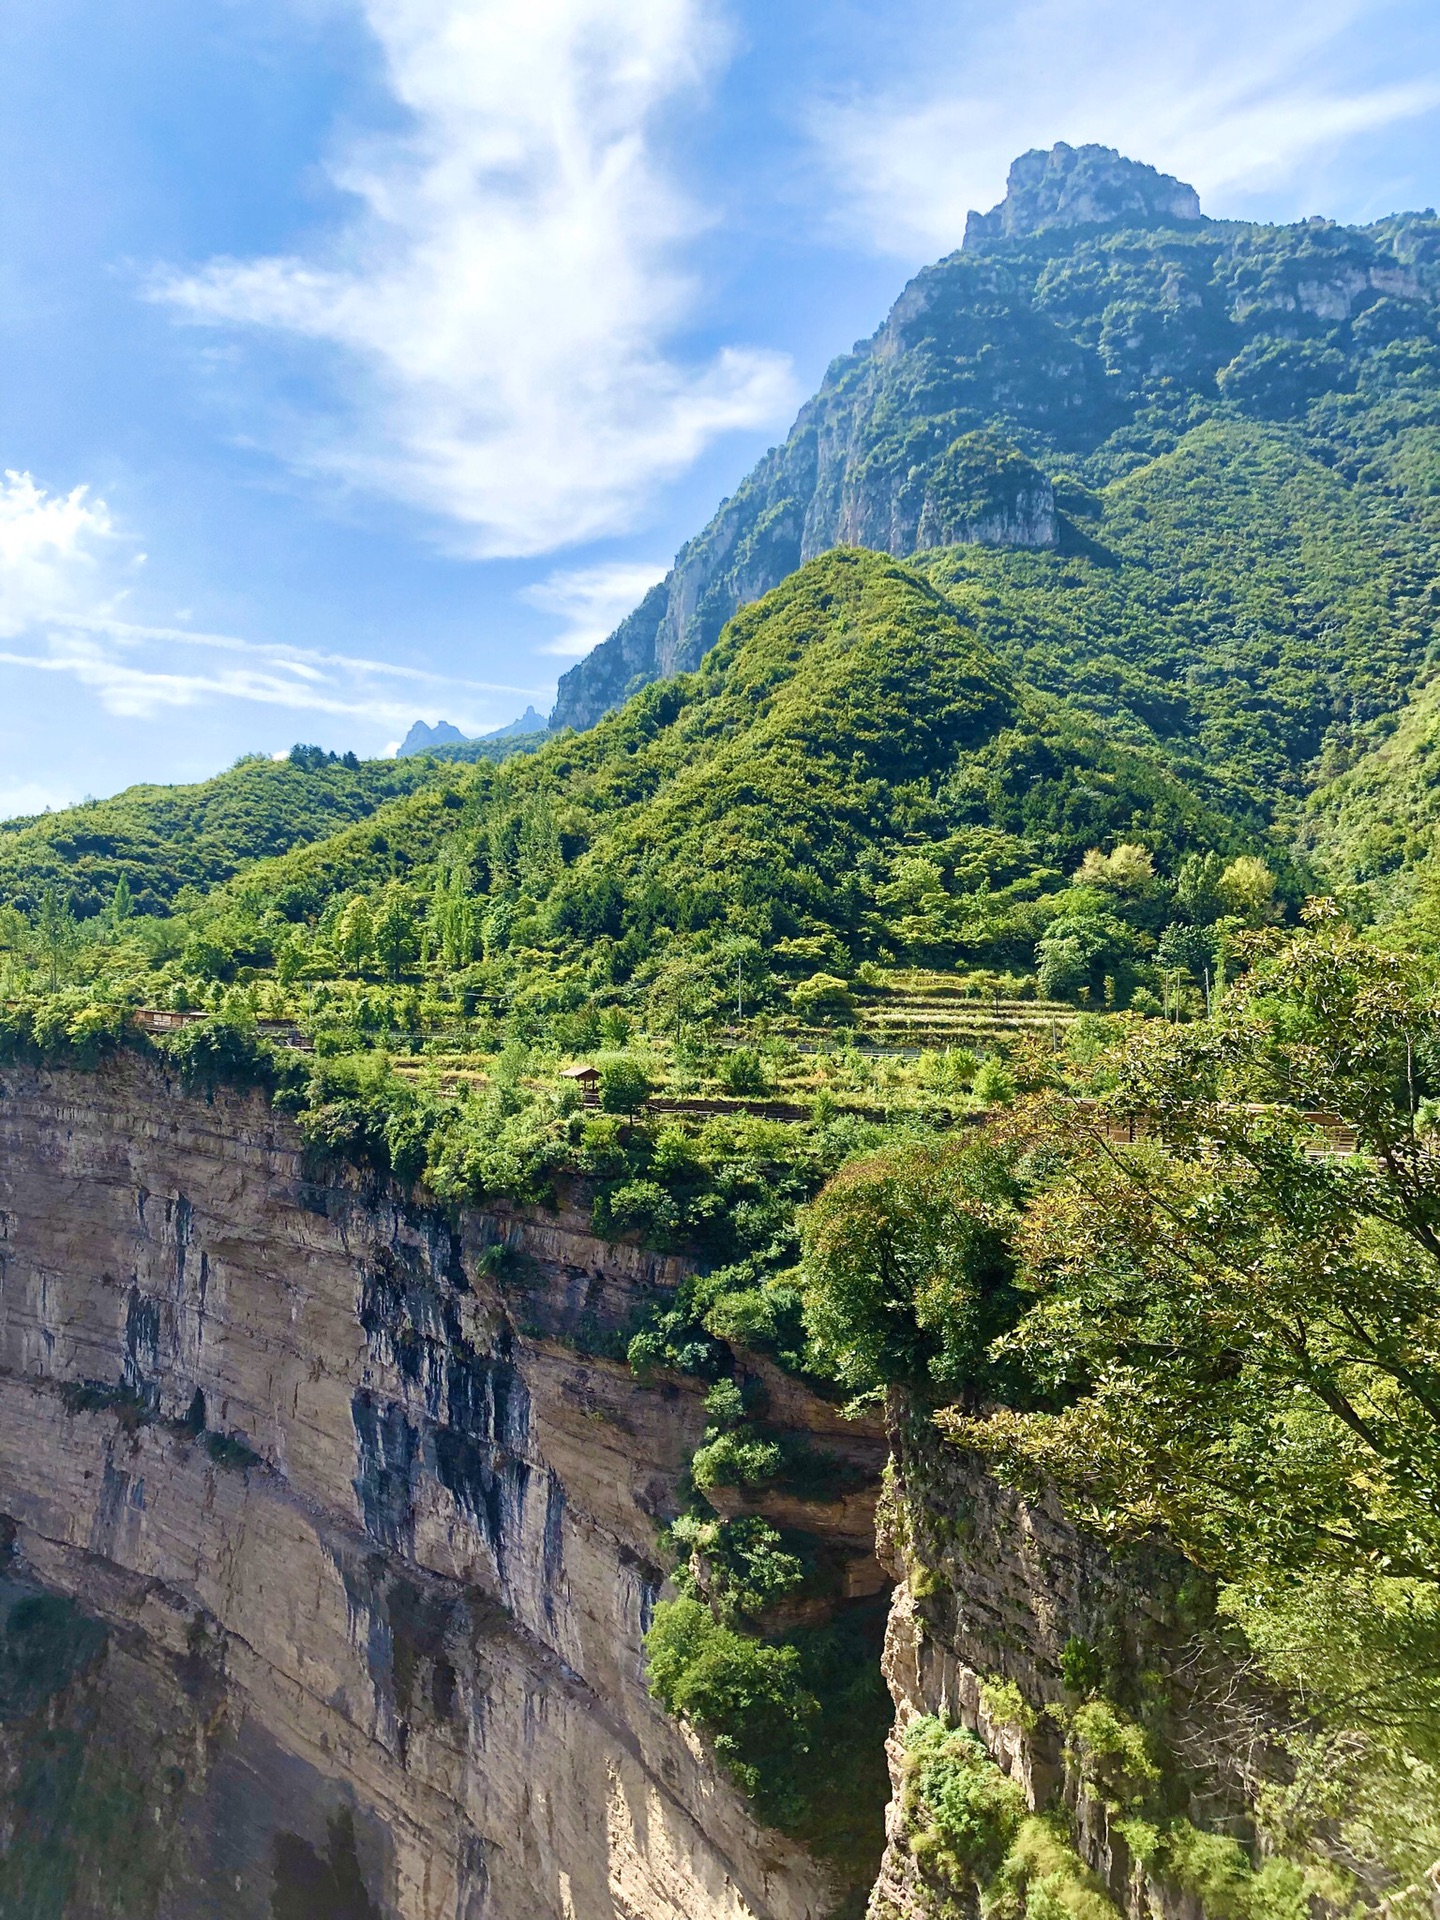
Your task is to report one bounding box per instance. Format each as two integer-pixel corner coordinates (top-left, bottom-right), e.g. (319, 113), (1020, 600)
(0, 1053), (1258, 1920)
(0, 1055), (884, 1920)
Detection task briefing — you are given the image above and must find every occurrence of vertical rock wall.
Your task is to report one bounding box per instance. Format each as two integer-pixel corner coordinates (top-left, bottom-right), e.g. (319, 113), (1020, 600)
(0, 1055), (856, 1920)
(866, 1398), (1278, 1920)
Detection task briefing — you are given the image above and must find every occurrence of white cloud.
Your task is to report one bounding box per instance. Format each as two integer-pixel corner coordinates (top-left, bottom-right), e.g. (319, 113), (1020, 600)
(812, 0), (1440, 257)
(156, 0), (796, 557)
(523, 558), (669, 656)
(0, 468), (544, 729)
(0, 470), (121, 638)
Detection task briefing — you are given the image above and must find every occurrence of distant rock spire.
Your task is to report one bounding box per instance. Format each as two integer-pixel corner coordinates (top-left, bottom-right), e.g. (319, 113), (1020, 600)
(964, 142), (1201, 248)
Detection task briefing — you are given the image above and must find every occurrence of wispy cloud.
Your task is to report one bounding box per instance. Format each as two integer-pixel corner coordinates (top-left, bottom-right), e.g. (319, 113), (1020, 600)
(155, 0), (796, 557)
(812, 0), (1440, 257)
(523, 558), (669, 656)
(0, 469), (543, 728)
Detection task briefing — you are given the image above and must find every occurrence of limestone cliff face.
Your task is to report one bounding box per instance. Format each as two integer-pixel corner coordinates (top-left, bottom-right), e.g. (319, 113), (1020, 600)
(864, 1401), (1278, 1920)
(961, 144), (1200, 248)
(0, 1055), (880, 1920)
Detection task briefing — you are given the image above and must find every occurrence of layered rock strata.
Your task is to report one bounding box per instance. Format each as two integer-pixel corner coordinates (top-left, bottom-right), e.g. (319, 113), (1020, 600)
(0, 1055), (882, 1920)
(866, 1400), (1279, 1920)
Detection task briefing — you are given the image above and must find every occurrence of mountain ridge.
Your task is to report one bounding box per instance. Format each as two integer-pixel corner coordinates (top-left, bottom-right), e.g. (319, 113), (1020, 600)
(551, 141), (1440, 739)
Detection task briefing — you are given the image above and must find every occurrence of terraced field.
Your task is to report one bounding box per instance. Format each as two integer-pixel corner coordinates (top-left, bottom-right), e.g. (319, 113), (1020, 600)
(853, 970), (1082, 1053)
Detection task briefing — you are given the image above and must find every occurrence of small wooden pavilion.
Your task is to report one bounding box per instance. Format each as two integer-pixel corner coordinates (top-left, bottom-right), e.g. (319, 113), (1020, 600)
(559, 1063), (601, 1107)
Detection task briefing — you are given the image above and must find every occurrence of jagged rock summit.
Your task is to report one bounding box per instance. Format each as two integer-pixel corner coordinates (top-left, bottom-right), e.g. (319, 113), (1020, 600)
(486, 703), (548, 740)
(396, 707), (547, 760)
(962, 141), (1201, 247)
(396, 717), (466, 758)
(549, 139), (1427, 736)
(549, 139), (1212, 735)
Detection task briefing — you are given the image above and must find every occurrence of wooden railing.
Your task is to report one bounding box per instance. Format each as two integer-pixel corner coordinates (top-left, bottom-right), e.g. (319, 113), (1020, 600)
(129, 1009), (313, 1050)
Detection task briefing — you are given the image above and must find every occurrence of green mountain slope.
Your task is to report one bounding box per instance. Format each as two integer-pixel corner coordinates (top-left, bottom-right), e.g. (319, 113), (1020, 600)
(917, 417), (1440, 815)
(29, 550), (1250, 1025)
(554, 140), (1440, 789)
(1298, 670), (1440, 890)
(0, 749), (441, 918)
(503, 549), (1233, 963)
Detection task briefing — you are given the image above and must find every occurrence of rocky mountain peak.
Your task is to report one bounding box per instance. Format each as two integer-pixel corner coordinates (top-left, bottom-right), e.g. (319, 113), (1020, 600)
(396, 717), (466, 758)
(964, 141), (1201, 247)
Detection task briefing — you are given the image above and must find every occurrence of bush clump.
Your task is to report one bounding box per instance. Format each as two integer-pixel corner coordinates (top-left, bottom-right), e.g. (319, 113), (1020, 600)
(644, 1597), (819, 1821)
(902, 1716), (1026, 1887)
(800, 1136), (1024, 1393)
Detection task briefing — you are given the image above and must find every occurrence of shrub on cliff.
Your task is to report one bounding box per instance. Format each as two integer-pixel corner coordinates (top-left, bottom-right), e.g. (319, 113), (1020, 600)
(643, 1598), (818, 1820)
(689, 1429), (784, 1491)
(0, 993), (130, 1070)
(160, 1014), (279, 1094)
(901, 1718), (1026, 1889)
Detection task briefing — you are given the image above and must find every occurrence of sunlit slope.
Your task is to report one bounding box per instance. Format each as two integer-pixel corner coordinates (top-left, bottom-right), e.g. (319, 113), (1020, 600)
(917, 417), (1440, 817)
(186, 550), (1237, 974)
(1296, 670), (1440, 921)
(0, 753), (443, 917)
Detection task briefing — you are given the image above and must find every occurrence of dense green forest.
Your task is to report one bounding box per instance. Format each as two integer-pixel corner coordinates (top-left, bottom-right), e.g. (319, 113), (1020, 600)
(10, 155), (1440, 1918)
(919, 418), (1440, 816)
(0, 745), (442, 920)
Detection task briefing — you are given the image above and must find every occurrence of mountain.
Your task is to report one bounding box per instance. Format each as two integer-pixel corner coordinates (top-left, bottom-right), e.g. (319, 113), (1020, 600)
(397, 707), (548, 760)
(486, 704), (548, 740)
(5, 143), (1440, 1920)
(552, 140), (1440, 740)
(961, 139), (1200, 244)
(910, 417), (1440, 819)
(0, 748), (439, 919)
(397, 718), (468, 757)
(489, 549), (1233, 968)
(140, 547), (1243, 1006)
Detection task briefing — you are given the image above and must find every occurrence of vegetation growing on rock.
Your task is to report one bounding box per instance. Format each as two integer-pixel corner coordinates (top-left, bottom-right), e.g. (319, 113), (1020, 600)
(9, 140), (1440, 1918)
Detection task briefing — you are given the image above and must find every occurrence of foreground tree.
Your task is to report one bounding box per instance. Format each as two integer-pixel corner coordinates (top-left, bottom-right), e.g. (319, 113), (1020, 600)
(800, 1137), (1024, 1397)
(945, 914), (1440, 1888)
(798, 915), (1440, 1890)
(954, 912), (1440, 1586)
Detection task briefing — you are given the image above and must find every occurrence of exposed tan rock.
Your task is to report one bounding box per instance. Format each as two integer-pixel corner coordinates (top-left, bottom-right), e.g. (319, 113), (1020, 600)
(864, 1397), (1289, 1920)
(0, 1054), (864, 1920)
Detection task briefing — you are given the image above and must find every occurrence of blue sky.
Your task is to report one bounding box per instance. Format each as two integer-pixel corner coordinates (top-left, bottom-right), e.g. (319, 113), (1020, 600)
(2, 0), (1440, 814)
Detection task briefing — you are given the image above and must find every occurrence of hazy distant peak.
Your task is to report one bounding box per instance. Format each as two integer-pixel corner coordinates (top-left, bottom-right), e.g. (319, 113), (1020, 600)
(483, 705), (547, 740)
(964, 142), (1201, 248)
(396, 707), (548, 759)
(397, 718), (466, 758)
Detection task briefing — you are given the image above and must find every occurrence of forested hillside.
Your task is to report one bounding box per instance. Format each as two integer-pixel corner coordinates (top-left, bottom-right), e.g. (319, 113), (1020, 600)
(555, 140), (1440, 742)
(918, 419), (1440, 815)
(0, 549), (1266, 1036)
(0, 745), (441, 919)
(7, 139), (1440, 1920)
